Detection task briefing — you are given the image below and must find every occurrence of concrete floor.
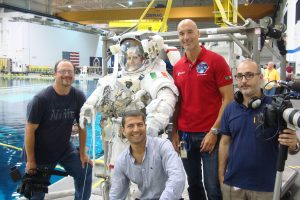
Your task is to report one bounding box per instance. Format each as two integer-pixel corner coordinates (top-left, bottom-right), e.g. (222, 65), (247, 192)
(285, 153), (300, 200)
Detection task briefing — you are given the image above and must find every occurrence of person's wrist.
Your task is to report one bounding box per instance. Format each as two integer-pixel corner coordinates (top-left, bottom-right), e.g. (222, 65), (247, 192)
(289, 141), (300, 155)
(291, 142), (300, 152)
(211, 127), (219, 135)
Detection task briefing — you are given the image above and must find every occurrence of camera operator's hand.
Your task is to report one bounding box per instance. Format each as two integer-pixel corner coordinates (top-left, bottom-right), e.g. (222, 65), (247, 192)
(25, 161), (37, 175)
(278, 129), (298, 151)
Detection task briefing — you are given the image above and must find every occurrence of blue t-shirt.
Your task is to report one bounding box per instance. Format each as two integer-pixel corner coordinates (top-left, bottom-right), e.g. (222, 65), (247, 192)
(27, 86), (86, 164)
(220, 97), (279, 192)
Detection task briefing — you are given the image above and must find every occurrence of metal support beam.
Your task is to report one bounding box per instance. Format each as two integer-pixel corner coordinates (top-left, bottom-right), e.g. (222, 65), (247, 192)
(229, 41), (237, 88)
(251, 27), (261, 64)
(101, 36), (108, 76)
(227, 33), (251, 57)
(264, 42), (282, 61)
(102, 18), (285, 82)
(163, 35), (247, 44)
(279, 55), (287, 80)
(159, 25), (247, 38)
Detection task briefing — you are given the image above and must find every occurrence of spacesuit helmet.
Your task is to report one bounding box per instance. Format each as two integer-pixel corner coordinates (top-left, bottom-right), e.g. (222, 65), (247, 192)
(119, 39), (145, 72)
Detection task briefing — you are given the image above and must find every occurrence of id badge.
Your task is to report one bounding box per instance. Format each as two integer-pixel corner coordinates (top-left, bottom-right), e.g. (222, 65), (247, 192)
(180, 141), (187, 159)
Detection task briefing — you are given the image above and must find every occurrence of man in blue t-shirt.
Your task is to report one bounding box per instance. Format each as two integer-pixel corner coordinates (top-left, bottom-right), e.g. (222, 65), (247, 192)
(24, 59), (92, 200)
(218, 59), (299, 200)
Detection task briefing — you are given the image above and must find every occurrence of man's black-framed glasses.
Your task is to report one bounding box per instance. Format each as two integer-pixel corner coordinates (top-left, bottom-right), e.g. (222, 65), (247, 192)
(234, 72), (260, 81)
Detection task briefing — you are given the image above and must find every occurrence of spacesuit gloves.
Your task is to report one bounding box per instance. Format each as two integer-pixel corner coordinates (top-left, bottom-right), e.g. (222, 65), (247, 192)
(146, 119), (160, 137)
(79, 104), (95, 129)
(132, 90), (147, 110)
(163, 44), (180, 66)
(151, 35), (164, 51)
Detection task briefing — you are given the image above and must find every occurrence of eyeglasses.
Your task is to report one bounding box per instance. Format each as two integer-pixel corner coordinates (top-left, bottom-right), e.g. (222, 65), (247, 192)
(234, 72), (260, 81)
(57, 70), (74, 75)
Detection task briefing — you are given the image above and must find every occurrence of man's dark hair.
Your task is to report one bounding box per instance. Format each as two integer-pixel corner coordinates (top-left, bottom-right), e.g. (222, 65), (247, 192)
(54, 59), (75, 72)
(121, 110), (145, 127)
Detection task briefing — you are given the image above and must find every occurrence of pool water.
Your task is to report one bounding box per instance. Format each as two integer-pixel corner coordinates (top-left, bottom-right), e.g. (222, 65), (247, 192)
(0, 78), (103, 200)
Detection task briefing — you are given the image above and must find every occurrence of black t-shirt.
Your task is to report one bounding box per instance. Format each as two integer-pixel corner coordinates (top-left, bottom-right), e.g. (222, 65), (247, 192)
(26, 86), (86, 164)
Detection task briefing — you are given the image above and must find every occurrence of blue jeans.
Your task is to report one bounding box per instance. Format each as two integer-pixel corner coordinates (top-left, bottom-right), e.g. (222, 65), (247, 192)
(179, 131), (222, 200)
(30, 144), (92, 200)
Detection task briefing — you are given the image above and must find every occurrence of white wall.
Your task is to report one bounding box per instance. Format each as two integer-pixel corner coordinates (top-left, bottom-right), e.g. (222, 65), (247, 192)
(0, 19), (102, 67)
(286, 0), (300, 76)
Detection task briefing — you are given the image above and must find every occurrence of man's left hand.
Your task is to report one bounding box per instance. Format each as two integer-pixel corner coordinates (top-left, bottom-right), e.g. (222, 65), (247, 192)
(278, 129), (298, 151)
(200, 131), (217, 154)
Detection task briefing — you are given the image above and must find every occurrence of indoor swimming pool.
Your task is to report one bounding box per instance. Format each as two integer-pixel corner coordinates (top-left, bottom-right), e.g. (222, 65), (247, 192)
(0, 77), (102, 199)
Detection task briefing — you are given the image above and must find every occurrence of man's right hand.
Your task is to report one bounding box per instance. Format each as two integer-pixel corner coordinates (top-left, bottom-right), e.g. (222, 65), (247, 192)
(171, 131), (180, 154)
(26, 161), (37, 175)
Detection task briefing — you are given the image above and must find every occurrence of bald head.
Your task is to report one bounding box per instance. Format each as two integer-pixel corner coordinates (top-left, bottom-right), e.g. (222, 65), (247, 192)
(267, 61), (275, 70)
(237, 59), (260, 73)
(177, 19), (200, 52)
(236, 59), (262, 98)
(177, 19), (198, 31)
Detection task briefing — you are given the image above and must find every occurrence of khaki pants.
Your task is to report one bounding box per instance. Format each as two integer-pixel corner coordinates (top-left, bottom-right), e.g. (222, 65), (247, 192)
(221, 183), (273, 200)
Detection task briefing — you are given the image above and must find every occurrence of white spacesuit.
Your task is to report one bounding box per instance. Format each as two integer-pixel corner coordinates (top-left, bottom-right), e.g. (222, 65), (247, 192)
(79, 32), (180, 173)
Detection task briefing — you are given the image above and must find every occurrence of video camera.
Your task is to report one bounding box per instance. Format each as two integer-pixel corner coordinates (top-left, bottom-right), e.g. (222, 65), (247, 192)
(10, 166), (68, 199)
(255, 80), (300, 131)
(255, 81), (300, 200)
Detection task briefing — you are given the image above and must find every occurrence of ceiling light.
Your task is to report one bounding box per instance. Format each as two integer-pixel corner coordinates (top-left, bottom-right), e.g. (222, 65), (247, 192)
(116, 3), (128, 8)
(67, 5), (72, 9)
(128, 1), (133, 6)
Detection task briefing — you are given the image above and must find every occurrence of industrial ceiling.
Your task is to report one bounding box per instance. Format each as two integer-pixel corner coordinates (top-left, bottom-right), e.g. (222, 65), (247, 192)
(0, 0), (280, 32)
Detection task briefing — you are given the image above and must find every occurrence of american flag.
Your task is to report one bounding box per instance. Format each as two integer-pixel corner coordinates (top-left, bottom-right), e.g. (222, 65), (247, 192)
(62, 51), (80, 67)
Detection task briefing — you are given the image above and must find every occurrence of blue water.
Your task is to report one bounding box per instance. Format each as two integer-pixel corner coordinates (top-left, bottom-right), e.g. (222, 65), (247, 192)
(0, 77), (102, 200)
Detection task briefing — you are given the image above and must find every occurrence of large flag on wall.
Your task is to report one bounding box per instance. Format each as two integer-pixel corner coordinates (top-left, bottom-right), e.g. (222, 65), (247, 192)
(62, 51), (80, 66)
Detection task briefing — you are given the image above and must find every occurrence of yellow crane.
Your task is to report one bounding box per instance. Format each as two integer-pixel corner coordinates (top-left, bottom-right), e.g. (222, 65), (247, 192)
(109, 0), (173, 32)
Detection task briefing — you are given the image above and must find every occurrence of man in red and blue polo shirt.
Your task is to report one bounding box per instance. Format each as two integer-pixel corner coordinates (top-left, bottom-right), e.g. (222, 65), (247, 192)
(171, 19), (233, 200)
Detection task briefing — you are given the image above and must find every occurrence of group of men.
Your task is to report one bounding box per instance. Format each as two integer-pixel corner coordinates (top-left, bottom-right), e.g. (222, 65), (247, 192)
(24, 18), (299, 200)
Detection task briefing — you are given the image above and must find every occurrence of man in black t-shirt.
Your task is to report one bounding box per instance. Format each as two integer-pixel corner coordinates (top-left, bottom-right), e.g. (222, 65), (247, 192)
(24, 59), (92, 200)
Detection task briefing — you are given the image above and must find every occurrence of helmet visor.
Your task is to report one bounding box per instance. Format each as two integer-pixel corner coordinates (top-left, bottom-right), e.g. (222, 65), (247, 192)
(119, 39), (144, 72)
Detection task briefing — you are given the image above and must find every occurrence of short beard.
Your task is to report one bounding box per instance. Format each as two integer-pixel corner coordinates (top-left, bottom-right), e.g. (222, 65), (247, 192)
(240, 86), (260, 98)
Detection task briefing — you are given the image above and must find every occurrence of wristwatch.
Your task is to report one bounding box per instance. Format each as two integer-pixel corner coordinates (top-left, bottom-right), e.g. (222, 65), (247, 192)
(289, 140), (300, 155)
(211, 127), (219, 135)
(292, 142), (300, 152)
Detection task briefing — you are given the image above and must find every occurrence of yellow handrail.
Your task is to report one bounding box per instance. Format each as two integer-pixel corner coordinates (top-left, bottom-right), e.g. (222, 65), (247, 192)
(137, 0), (156, 28)
(214, 0), (230, 23)
(228, 0), (246, 22)
(159, 0), (173, 32)
(214, 0), (246, 26)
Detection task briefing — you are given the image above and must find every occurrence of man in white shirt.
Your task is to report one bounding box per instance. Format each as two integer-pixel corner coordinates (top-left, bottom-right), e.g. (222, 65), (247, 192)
(109, 110), (185, 200)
